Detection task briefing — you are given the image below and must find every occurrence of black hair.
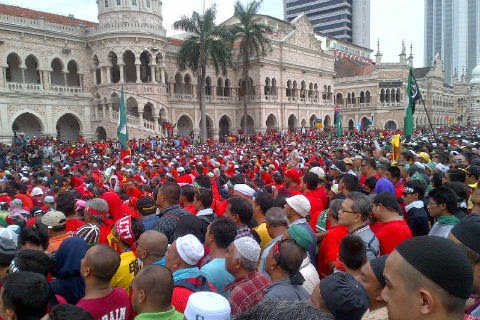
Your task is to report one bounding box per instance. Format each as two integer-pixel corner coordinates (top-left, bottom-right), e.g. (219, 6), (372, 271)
(194, 175), (213, 189)
(364, 176), (378, 191)
(373, 192), (402, 215)
(14, 249), (52, 276)
(428, 186), (458, 214)
(209, 217), (237, 249)
(404, 179), (427, 200)
(18, 223), (49, 251)
(253, 191), (274, 215)
(448, 168), (466, 183)
(194, 188), (213, 209)
(180, 184), (195, 203)
(227, 196), (253, 224)
(339, 235), (367, 271)
(56, 191), (76, 217)
(1, 271), (50, 319)
(48, 304), (94, 320)
(388, 166), (401, 180)
(302, 172), (319, 190)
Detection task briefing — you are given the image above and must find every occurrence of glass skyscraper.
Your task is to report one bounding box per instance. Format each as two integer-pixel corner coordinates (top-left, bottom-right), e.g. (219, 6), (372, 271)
(424, 0), (480, 84)
(283, 0), (370, 48)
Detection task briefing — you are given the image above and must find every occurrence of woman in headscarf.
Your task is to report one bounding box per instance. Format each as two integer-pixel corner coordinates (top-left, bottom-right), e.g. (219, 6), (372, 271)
(50, 236), (88, 304)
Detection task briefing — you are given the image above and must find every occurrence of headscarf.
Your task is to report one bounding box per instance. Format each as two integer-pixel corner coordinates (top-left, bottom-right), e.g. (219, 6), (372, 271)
(50, 236), (88, 304)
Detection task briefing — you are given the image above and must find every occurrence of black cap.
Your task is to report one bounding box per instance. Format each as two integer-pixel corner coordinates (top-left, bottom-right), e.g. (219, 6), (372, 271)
(136, 196), (156, 216)
(451, 214), (480, 255)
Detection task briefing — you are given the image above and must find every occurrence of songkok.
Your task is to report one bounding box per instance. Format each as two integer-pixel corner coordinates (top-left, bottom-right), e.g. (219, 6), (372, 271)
(435, 163), (450, 174)
(233, 237), (260, 264)
(450, 214), (480, 255)
(396, 236), (473, 299)
(320, 272), (369, 320)
(287, 224), (312, 250)
(285, 195), (311, 217)
(176, 234), (204, 266)
(233, 184), (255, 198)
(369, 255), (388, 288)
(184, 292), (231, 320)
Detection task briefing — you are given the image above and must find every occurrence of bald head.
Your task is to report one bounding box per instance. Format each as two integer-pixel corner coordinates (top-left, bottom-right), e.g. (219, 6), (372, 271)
(138, 230), (168, 265)
(86, 244), (120, 282)
(133, 265), (173, 312)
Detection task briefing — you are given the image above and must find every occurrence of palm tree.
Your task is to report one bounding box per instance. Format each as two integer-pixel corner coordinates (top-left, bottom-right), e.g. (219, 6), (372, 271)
(174, 5), (233, 143)
(232, 0), (272, 135)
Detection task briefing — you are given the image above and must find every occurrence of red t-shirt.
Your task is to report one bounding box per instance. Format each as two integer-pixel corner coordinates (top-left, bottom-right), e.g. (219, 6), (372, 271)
(317, 225), (348, 279)
(76, 287), (131, 320)
(65, 219), (85, 237)
(304, 189), (325, 232)
(373, 220), (412, 255)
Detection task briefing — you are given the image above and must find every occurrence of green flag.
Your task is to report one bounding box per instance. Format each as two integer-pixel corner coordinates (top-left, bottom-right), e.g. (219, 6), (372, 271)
(404, 68), (421, 141)
(335, 105), (342, 137)
(117, 87), (128, 150)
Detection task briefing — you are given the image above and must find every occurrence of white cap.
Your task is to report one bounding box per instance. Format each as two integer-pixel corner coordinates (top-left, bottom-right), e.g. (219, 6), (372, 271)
(309, 167), (325, 179)
(177, 166), (185, 173)
(176, 234), (204, 266)
(233, 184), (255, 198)
(184, 292), (231, 320)
(233, 237), (260, 263)
(30, 187), (44, 197)
(286, 195), (311, 217)
(0, 225), (20, 246)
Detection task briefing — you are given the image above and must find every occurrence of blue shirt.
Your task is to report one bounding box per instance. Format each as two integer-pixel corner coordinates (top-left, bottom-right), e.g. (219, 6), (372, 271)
(200, 258), (234, 298)
(141, 214), (160, 231)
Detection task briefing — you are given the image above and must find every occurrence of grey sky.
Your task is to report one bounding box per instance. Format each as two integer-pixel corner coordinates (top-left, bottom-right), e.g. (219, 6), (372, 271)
(0, 0), (424, 67)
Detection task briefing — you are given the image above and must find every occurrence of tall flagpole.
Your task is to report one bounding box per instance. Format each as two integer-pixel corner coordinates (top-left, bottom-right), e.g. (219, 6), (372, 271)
(420, 98), (439, 144)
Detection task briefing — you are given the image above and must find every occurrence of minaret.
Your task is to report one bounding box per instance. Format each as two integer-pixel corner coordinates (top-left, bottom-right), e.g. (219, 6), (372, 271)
(407, 43), (414, 67)
(399, 40), (407, 64)
(375, 39), (382, 65)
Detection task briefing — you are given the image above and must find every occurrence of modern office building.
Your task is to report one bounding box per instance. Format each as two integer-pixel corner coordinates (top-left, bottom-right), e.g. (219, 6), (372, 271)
(283, 0), (370, 48)
(424, 0), (480, 84)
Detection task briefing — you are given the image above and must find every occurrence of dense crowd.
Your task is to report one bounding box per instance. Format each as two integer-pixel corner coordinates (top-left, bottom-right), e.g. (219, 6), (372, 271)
(0, 125), (479, 320)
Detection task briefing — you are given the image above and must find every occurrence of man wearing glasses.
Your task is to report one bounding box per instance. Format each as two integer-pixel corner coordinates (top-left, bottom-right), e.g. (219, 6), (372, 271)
(337, 192), (379, 260)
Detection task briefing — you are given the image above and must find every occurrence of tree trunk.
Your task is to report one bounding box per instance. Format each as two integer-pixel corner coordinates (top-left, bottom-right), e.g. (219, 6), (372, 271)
(242, 56), (249, 135)
(199, 65), (207, 143)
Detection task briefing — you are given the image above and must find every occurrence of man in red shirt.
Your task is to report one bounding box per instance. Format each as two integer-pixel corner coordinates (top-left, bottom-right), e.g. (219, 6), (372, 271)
(301, 172), (325, 231)
(77, 244), (132, 320)
(317, 199), (348, 278)
(371, 192), (412, 255)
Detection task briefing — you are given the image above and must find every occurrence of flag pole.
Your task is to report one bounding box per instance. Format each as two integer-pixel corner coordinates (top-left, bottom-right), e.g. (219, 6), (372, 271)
(420, 97), (439, 144)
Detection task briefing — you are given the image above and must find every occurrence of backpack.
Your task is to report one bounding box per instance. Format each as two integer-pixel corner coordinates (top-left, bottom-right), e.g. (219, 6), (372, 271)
(174, 275), (213, 293)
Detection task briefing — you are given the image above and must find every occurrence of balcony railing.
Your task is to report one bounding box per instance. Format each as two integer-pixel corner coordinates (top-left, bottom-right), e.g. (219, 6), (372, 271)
(51, 85), (82, 93)
(7, 82), (42, 91)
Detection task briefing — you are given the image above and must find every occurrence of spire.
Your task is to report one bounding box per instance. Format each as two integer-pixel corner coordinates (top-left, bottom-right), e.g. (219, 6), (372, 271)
(401, 39), (406, 54)
(407, 43), (414, 67)
(375, 38), (382, 65)
(399, 39), (407, 64)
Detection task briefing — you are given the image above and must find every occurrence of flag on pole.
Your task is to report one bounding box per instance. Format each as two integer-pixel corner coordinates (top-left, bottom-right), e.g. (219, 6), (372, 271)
(334, 105), (342, 137)
(404, 67), (421, 141)
(117, 87), (130, 163)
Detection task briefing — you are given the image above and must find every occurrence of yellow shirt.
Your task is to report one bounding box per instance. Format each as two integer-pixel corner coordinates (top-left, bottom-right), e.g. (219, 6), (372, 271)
(254, 222), (272, 251)
(110, 250), (139, 291)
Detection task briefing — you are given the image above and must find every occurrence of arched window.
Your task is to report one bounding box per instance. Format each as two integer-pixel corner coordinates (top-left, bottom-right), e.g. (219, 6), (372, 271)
(105, 0), (109, 7)
(217, 78), (224, 97)
(224, 79), (231, 97)
(264, 77), (271, 95)
(314, 84), (318, 99)
(366, 91), (371, 103)
(385, 89), (390, 102)
(132, 0), (137, 5)
(116, 0), (121, 5)
(347, 92), (351, 104)
(327, 85), (332, 99)
(308, 83), (313, 98)
(286, 80), (292, 97)
(293, 81), (298, 97)
(24, 55), (40, 84)
(174, 72), (183, 94)
(300, 81), (306, 99)
(205, 76), (212, 96)
(123, 50), (136, 83)
(380, 89), (385, 103)
(50, 58), (65, 86)
(66, 60), (80, 87)
(108, 51), (120, 83)
(6, 53), (22, 82)
(184, 74), (192, 95)
(271, 78), (277, 97)
(323, 85), (327, 100)
(146, 0), (150, 7)
(360, 91), (365, 103)
(351, 92), (356, 104)
(396, 88), (401, 102)
(336, 93), (343, 105)
(139, 51), (151, 83)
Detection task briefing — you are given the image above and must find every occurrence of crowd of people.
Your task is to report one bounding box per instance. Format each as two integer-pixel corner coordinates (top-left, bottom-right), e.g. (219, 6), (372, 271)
(0, 125), (479, 320)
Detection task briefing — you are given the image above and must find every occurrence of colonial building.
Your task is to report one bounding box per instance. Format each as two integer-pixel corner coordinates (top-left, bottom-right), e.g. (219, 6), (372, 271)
(0, 1), (336, 143)
(334, 40), (472, 131)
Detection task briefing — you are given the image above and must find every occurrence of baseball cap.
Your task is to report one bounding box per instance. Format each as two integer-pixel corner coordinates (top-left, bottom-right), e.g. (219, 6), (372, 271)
(41, 210), (67, 229)
(30, 187), (44, 197)
(285, 195), (311, 217)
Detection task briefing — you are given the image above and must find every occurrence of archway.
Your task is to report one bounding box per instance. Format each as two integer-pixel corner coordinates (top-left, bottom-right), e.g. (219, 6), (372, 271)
(123, 50), (136, 83)
(288, 114), (297, 132)
(266, 114), (277, 130)
(126, 97), (139, 117)
(143, 103), (154, 122)
(199, 116), (214, 138)
(24, 55), (40, 84)
(384, 120), (397, 130)
(324, 115), (331, 127)
(219, 115), (231, 138)
(12, 112), (43, 138)
(95, 127), (107, 140)
(177, 115), (193, 138)
(66, 60), (80, 87)
(56, 114), (81, 141)
(309, 115), (317, 128)
(108, 51), (120, 83)
(348, 119), (354, 131)
(6, 53), (22, 82)
(240, 115), (255, 134)
(51, 58), (65, 86)
(361, 116), (371, 131)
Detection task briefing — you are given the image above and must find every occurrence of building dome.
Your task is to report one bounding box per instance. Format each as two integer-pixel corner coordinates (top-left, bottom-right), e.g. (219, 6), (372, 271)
(471, 63), (480, 84)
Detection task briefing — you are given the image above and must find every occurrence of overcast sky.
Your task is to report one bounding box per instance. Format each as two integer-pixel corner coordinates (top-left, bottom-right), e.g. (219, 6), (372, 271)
(0, 0), (425, 66)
